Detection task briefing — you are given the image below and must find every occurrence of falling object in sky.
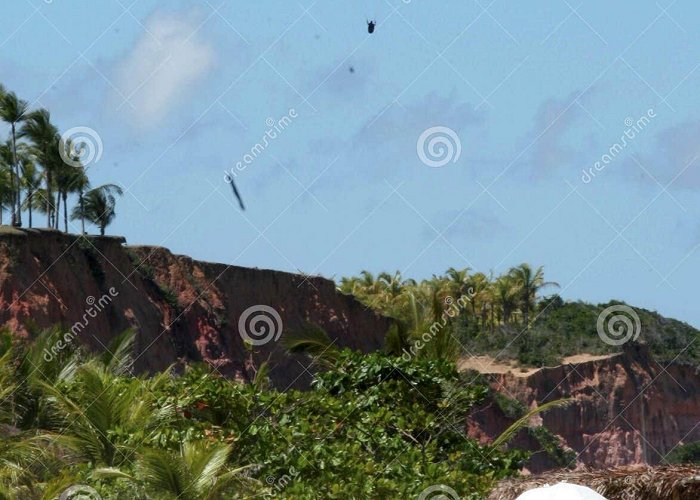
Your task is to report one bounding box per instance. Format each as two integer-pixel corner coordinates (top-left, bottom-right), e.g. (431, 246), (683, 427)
(367, 20), (376, 33)
(228, 177), (245, 211)
(349, 66), (355, 73)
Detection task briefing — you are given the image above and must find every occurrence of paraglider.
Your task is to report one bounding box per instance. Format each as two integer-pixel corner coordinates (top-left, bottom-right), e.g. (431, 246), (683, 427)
(367, 20), (376, 34)
(228, 177), (245, 211)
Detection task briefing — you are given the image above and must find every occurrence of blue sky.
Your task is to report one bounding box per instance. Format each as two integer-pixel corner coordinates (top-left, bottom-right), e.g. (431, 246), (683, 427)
(2, 1), (699, 327)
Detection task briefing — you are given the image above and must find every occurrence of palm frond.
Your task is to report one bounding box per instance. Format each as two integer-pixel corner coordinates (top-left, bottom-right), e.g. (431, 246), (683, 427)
(492, 398), (573, 449)
(282, 322), (339, 366)
(100, 329), (135, 375)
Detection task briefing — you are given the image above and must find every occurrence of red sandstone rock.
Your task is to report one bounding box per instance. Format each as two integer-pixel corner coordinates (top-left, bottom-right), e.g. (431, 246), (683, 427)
(466, 343), (700, 471)
(0, 229), (391, 389)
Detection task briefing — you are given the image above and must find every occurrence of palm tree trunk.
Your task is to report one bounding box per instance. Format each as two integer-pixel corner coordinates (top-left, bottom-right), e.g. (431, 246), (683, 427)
(522, 290), (530, 330)
(9, 163), (16, 227)
(27, 191), (32, 227)
(79, 190), (85, 234)
(45, 155), (51, 228)
(53, 188), (63, 229)
(11, 123), (21, 227)
(62, 191), (68, 232)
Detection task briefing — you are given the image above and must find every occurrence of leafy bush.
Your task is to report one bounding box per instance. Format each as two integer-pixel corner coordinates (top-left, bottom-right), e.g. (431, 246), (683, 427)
(492, 392), (526, 419)
(158, 285), (179, 310)
(528, 426), (576, 467)
(666, 442), (700, 464)
(0, 333), (528, 499)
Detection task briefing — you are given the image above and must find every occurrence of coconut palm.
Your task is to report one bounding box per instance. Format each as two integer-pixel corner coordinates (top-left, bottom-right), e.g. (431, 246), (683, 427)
(19, 154), (41, 228)
(19, 109), (58, 228)
(509, 263), (559, 329)
(0, 91), (28, 227)
(21, 187), (52, 228)
(37, 331), (174, 467)
(493, 274), (519, 325)
(0, 147), (15, 225)
(96, 441), (253, 500)
(70, 184), (123, 235)
(444, 267), (471, 298)
(54, 159), (89, 232)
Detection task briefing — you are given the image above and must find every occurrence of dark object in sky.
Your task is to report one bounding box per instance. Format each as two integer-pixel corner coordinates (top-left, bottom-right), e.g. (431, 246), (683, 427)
(349, 66), (355, 73)
(367, 20), (376, 34)
(229, 177), (245, 211)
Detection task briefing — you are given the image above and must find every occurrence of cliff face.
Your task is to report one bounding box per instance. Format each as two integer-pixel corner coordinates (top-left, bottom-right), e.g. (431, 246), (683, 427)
(466, 344), (700, 471)
(0, 228), (391, 388)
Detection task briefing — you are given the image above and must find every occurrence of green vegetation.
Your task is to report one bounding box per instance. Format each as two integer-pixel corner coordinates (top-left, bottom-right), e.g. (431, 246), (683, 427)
(0, 83), (122, 234)
(340, 266), (700, 367)
(666, 442), (700, 464)
(159, 285), (180, 310)
(527, 426), (576, 467)
(0, 327), (545, 498)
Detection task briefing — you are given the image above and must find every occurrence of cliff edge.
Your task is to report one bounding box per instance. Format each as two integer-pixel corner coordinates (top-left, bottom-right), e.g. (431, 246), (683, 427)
(465, 343), (700, 471)
(0, 228), (392, 388)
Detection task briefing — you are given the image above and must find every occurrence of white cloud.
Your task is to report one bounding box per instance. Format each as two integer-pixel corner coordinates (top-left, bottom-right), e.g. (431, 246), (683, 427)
(115, 11), (215, 128)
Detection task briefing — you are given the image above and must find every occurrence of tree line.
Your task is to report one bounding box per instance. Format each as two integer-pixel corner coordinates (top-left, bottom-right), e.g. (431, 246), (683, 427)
(0, 84), (122, 235)
(339, 263), (559, 359)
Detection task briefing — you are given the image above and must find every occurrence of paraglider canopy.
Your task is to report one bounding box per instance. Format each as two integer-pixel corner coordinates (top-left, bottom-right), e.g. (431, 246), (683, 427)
(367, 20), (376, 33)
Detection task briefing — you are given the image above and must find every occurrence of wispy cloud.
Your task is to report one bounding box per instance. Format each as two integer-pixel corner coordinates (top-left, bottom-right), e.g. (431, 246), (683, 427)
(527, 90), (585, 174)
(114, 10), (215, 129)
(642, 120), (700, 188)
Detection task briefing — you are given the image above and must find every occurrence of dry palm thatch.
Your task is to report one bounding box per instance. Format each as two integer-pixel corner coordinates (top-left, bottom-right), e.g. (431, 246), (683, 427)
(488, 465), (700, 500)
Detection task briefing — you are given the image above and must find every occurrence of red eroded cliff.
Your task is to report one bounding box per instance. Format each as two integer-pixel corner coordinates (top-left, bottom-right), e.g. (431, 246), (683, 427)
(466, 344), (700, 471)
(0, 228), (391, 388)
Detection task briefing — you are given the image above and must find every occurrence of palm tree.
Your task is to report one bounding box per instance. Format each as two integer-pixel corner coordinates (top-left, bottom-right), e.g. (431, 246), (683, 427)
(21, 187), (51, 228)
(445, 267), (471, 297)
(19, 154), (41, 228)
(36, 331), (173, 467)
(493, 274), (519, 325)
(0, 146), (14, 225)
(96, 442), (253, 500)
(20, 109), (58, 228)
(54, 159), (89, 232)
(70, 184), (123, 235)
(58, 140), (91, 233)
(508, 264), (559, 329)
(0, 91), (28, 227)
